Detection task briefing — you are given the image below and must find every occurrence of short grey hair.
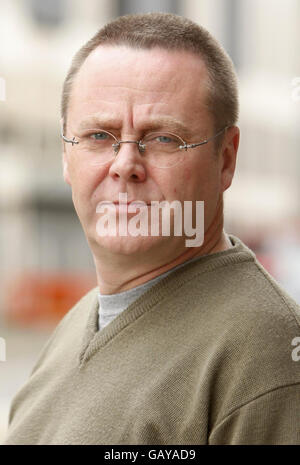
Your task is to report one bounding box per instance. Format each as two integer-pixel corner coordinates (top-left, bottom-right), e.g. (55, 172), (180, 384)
(61, 12), (239, 141)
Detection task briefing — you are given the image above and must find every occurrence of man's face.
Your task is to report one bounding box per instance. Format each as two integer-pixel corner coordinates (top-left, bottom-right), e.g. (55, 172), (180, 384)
(63, 45), (235, 260)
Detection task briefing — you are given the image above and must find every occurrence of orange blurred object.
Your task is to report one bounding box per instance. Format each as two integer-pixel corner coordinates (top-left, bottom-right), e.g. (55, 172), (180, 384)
(4, 271), (97, 328)
(255, 253), (275, 277)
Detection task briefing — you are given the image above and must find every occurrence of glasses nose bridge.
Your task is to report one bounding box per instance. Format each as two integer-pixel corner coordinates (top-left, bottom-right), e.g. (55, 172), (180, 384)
(112, 139), (146, 155)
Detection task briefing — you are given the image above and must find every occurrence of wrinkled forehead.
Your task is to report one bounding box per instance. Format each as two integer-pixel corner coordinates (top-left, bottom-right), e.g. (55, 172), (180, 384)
(68, 45), (212, 128)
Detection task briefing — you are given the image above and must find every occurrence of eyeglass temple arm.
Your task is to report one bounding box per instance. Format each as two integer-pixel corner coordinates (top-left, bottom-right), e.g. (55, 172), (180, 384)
(182, 126), (228, 150)
(60, 123), (79, 145)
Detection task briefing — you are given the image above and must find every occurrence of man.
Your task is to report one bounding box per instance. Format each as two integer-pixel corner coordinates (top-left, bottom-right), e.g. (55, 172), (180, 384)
(4, 13), (300, 445)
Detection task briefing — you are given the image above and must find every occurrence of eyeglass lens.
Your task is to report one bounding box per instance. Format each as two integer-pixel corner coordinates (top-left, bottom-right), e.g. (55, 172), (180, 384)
(78, 131), (186, 168)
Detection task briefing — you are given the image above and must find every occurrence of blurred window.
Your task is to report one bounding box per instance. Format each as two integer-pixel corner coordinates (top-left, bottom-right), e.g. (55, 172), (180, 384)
(223, 0), (241, 70)
(0, 77), (5, 102)
(29, 0), (66, 27)
(118, 0), (179, 15)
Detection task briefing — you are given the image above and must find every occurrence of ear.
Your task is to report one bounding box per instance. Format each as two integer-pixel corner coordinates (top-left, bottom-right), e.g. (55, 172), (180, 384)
(219, 126), (240, 192)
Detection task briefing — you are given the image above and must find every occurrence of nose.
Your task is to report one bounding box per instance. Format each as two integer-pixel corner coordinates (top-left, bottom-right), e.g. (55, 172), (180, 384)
(108, 140), (147, 183)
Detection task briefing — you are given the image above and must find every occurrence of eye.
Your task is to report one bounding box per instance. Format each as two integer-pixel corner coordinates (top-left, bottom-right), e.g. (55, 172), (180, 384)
(155, 135), (174, 143)
(90, 132), (110, 140)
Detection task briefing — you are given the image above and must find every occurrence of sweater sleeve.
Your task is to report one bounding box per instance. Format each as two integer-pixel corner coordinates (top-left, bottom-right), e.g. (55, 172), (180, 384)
(208, 383), (300, 445)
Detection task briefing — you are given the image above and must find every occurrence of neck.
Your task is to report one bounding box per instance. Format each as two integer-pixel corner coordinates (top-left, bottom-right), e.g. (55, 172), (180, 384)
(93, 195), (231, 294)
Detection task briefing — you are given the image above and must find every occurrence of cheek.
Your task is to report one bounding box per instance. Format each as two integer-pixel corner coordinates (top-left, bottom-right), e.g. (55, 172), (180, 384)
(184, 157), (220, 201)
(163, 167), (193, 202)
(184, 167), (192, 181)
(69, 159), (109, 198)
(171, 167), (191, 196)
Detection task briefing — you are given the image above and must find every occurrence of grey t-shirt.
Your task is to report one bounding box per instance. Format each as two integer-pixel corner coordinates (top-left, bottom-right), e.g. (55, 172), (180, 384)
(97, 253), (207, 331)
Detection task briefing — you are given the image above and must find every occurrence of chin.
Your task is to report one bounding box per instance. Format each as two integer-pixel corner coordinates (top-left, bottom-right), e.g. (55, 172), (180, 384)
(93, 233), (166, 256)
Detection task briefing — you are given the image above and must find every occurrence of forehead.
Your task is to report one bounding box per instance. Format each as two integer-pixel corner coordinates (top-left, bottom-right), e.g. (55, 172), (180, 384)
(68, 45), (212, 130)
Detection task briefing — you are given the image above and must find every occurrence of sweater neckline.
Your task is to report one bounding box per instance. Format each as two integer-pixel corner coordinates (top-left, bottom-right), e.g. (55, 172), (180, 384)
(78, 235), (256, 367)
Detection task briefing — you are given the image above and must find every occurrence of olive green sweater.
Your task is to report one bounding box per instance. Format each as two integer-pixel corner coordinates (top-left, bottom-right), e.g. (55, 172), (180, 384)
(3, 236), (300, 445)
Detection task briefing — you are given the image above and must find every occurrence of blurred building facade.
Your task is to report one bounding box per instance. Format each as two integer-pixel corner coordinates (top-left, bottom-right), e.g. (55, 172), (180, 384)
(0, 0), (300, 319)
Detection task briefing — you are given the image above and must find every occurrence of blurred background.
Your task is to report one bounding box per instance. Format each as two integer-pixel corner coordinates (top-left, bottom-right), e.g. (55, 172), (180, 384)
(0, 0), (300, 442)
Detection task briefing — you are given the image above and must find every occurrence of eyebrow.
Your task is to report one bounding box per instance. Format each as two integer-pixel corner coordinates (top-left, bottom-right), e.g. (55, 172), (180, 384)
(77, 114), (121, 131)
(143, 116), (193, 139)
(76, 114), (194, 139)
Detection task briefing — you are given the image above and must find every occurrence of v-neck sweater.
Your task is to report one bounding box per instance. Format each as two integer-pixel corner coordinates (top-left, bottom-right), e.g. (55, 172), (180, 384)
(97, 248), (213, 331)
(3, 235), (300, 445)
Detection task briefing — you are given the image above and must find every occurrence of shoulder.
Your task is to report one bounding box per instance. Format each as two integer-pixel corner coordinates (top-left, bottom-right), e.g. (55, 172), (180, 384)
(29, 286), (99, 376)
(203, 258), (300, 423)
(187, 234), (300, 331)
(46, 285), (99, 337)
(179, 241), (300, 422)
(218, 256), (300, 337)
(200, 252), (300, 376)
